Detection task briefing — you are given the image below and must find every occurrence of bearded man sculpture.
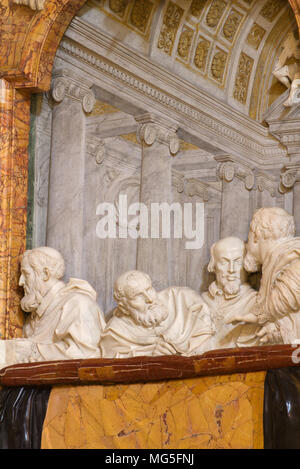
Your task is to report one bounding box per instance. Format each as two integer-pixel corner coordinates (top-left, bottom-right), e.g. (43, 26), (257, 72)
(202, 237), (260, 348)
(99, 270), (214, 358)
(0, 247), (105, 367)
(227, 208), (300, 344)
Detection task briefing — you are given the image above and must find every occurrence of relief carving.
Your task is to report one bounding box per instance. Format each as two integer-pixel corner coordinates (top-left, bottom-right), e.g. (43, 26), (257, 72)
(222, 9), (243, 42)
(194, 38), (211, 71)
(226, 208), (300, 346)
(211, 50), (227, 83)
(108, 0), (128, 17)
(157, 1), (184, 55)
(205, 0), (227, 29)
(129, 0), (154, 33)
(246, 23), (266, 50)
(189, 0), (207, 18)
(233, 52), (254, 104)
(218, 161), (255, 191)
(52, 76), (96, 114)
(279, 168), (300, 193)
(0, 247), (106, 367)
(138, 122), (180, 155)
(259, 0), (284, 23)
(272, 31), (300, 107)
(13, 0), (45, 10)
(177, 27), (194, 60)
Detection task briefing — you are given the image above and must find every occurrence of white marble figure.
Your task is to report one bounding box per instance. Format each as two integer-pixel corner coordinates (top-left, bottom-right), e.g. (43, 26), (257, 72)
(0, 247), (106, 367)
(273, 30), (300, 107)
(226, 207), (300, 345)
(99, 270), (215, 358)
(202, 237), (260, 348)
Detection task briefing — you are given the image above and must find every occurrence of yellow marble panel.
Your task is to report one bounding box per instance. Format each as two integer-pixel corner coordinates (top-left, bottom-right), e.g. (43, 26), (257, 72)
(41, 372), (265, 449)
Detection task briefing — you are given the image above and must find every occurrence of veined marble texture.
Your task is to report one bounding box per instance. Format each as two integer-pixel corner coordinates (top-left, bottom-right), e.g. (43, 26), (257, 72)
(41, 372), (265, 449)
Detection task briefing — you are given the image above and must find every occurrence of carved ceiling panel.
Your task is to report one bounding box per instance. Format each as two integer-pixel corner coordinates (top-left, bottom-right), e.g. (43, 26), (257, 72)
(73, 0), (295, 122)
(88, 0), (159, 39)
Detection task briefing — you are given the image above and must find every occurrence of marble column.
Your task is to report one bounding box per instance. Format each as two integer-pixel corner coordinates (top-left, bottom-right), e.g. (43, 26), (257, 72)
(135, 114), (179, 291)
(280, 167), (300, 235)
(0, 79), (31, 339)
(47, 71), (95, 279)
(217, 159), (255, 241)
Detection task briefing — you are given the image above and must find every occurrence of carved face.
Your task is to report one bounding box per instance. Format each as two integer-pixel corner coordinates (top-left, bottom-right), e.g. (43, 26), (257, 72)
(214, 238), (245, 296)
(121, 274), (168, 327)
(19, 258), (44, 312)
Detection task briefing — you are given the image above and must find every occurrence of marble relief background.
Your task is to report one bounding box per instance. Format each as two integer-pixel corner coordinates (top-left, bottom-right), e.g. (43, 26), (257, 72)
(29, 0), (299, 315)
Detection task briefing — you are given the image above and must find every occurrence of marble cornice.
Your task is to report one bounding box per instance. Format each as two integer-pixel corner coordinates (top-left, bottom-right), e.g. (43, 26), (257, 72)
(58, 17), (287, 168)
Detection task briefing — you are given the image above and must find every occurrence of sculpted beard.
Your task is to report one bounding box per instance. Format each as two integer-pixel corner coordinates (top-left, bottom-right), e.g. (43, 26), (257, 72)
(223, 278), (240, 296)
(21, 274), (44, 313)
(131, 302), (168, 327)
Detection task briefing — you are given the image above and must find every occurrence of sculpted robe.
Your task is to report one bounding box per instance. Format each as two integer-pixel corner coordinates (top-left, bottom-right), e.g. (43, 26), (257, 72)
(99, 286), (215, 358)
(255, 237), (300, 343)
(202, 281), (260, 348)
(2, 279), (105, 365)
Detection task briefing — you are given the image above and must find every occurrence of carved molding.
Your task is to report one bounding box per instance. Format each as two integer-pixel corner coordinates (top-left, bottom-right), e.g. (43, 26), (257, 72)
(172, 170), (220, 202)
(217, 161), (255, 191)
(86, 139), (106, 165)
(185, 178), (210, 202)
(279, 167), (300, 193)
(52, 74), (96, 114)
(58, 34), (287, 165)
(256, 173), (278, 197)
(13, 0), (45, 10)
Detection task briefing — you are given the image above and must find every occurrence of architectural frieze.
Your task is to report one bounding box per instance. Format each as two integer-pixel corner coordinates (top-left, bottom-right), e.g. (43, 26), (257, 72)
(57, 20), (287, 168)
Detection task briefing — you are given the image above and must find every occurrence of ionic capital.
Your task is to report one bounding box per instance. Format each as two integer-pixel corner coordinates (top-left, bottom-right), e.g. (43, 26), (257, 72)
(51, 72), (95, 114)
(279, 167), (300, 193)
(135, 114), (179, 156)
(256, 173), (278, 198)
(86, 139), (105, 165)
(217, 161), (255, 191)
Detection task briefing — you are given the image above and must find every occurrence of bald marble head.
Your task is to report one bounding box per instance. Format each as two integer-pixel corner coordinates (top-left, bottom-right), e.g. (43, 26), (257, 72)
(19, 247), (65, 313)
(208, 237), (246, 296)
(113, 270), (168, 327)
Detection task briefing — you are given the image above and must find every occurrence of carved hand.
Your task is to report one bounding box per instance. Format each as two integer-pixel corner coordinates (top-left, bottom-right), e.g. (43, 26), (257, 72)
(256, 322), (282, 345)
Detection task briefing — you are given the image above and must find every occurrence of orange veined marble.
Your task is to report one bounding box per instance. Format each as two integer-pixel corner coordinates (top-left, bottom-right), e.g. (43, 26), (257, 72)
(0, 0), (88, 339)
(0, 79), (31, 339)
(41, 372), (265, 449)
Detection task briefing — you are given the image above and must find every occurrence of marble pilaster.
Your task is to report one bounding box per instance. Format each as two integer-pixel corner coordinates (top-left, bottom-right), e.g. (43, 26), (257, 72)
(47, 70), (95, 280)
(280, 167), (300, 235)
(217, 158), (255, 242)
(135, 114), (179, 291)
